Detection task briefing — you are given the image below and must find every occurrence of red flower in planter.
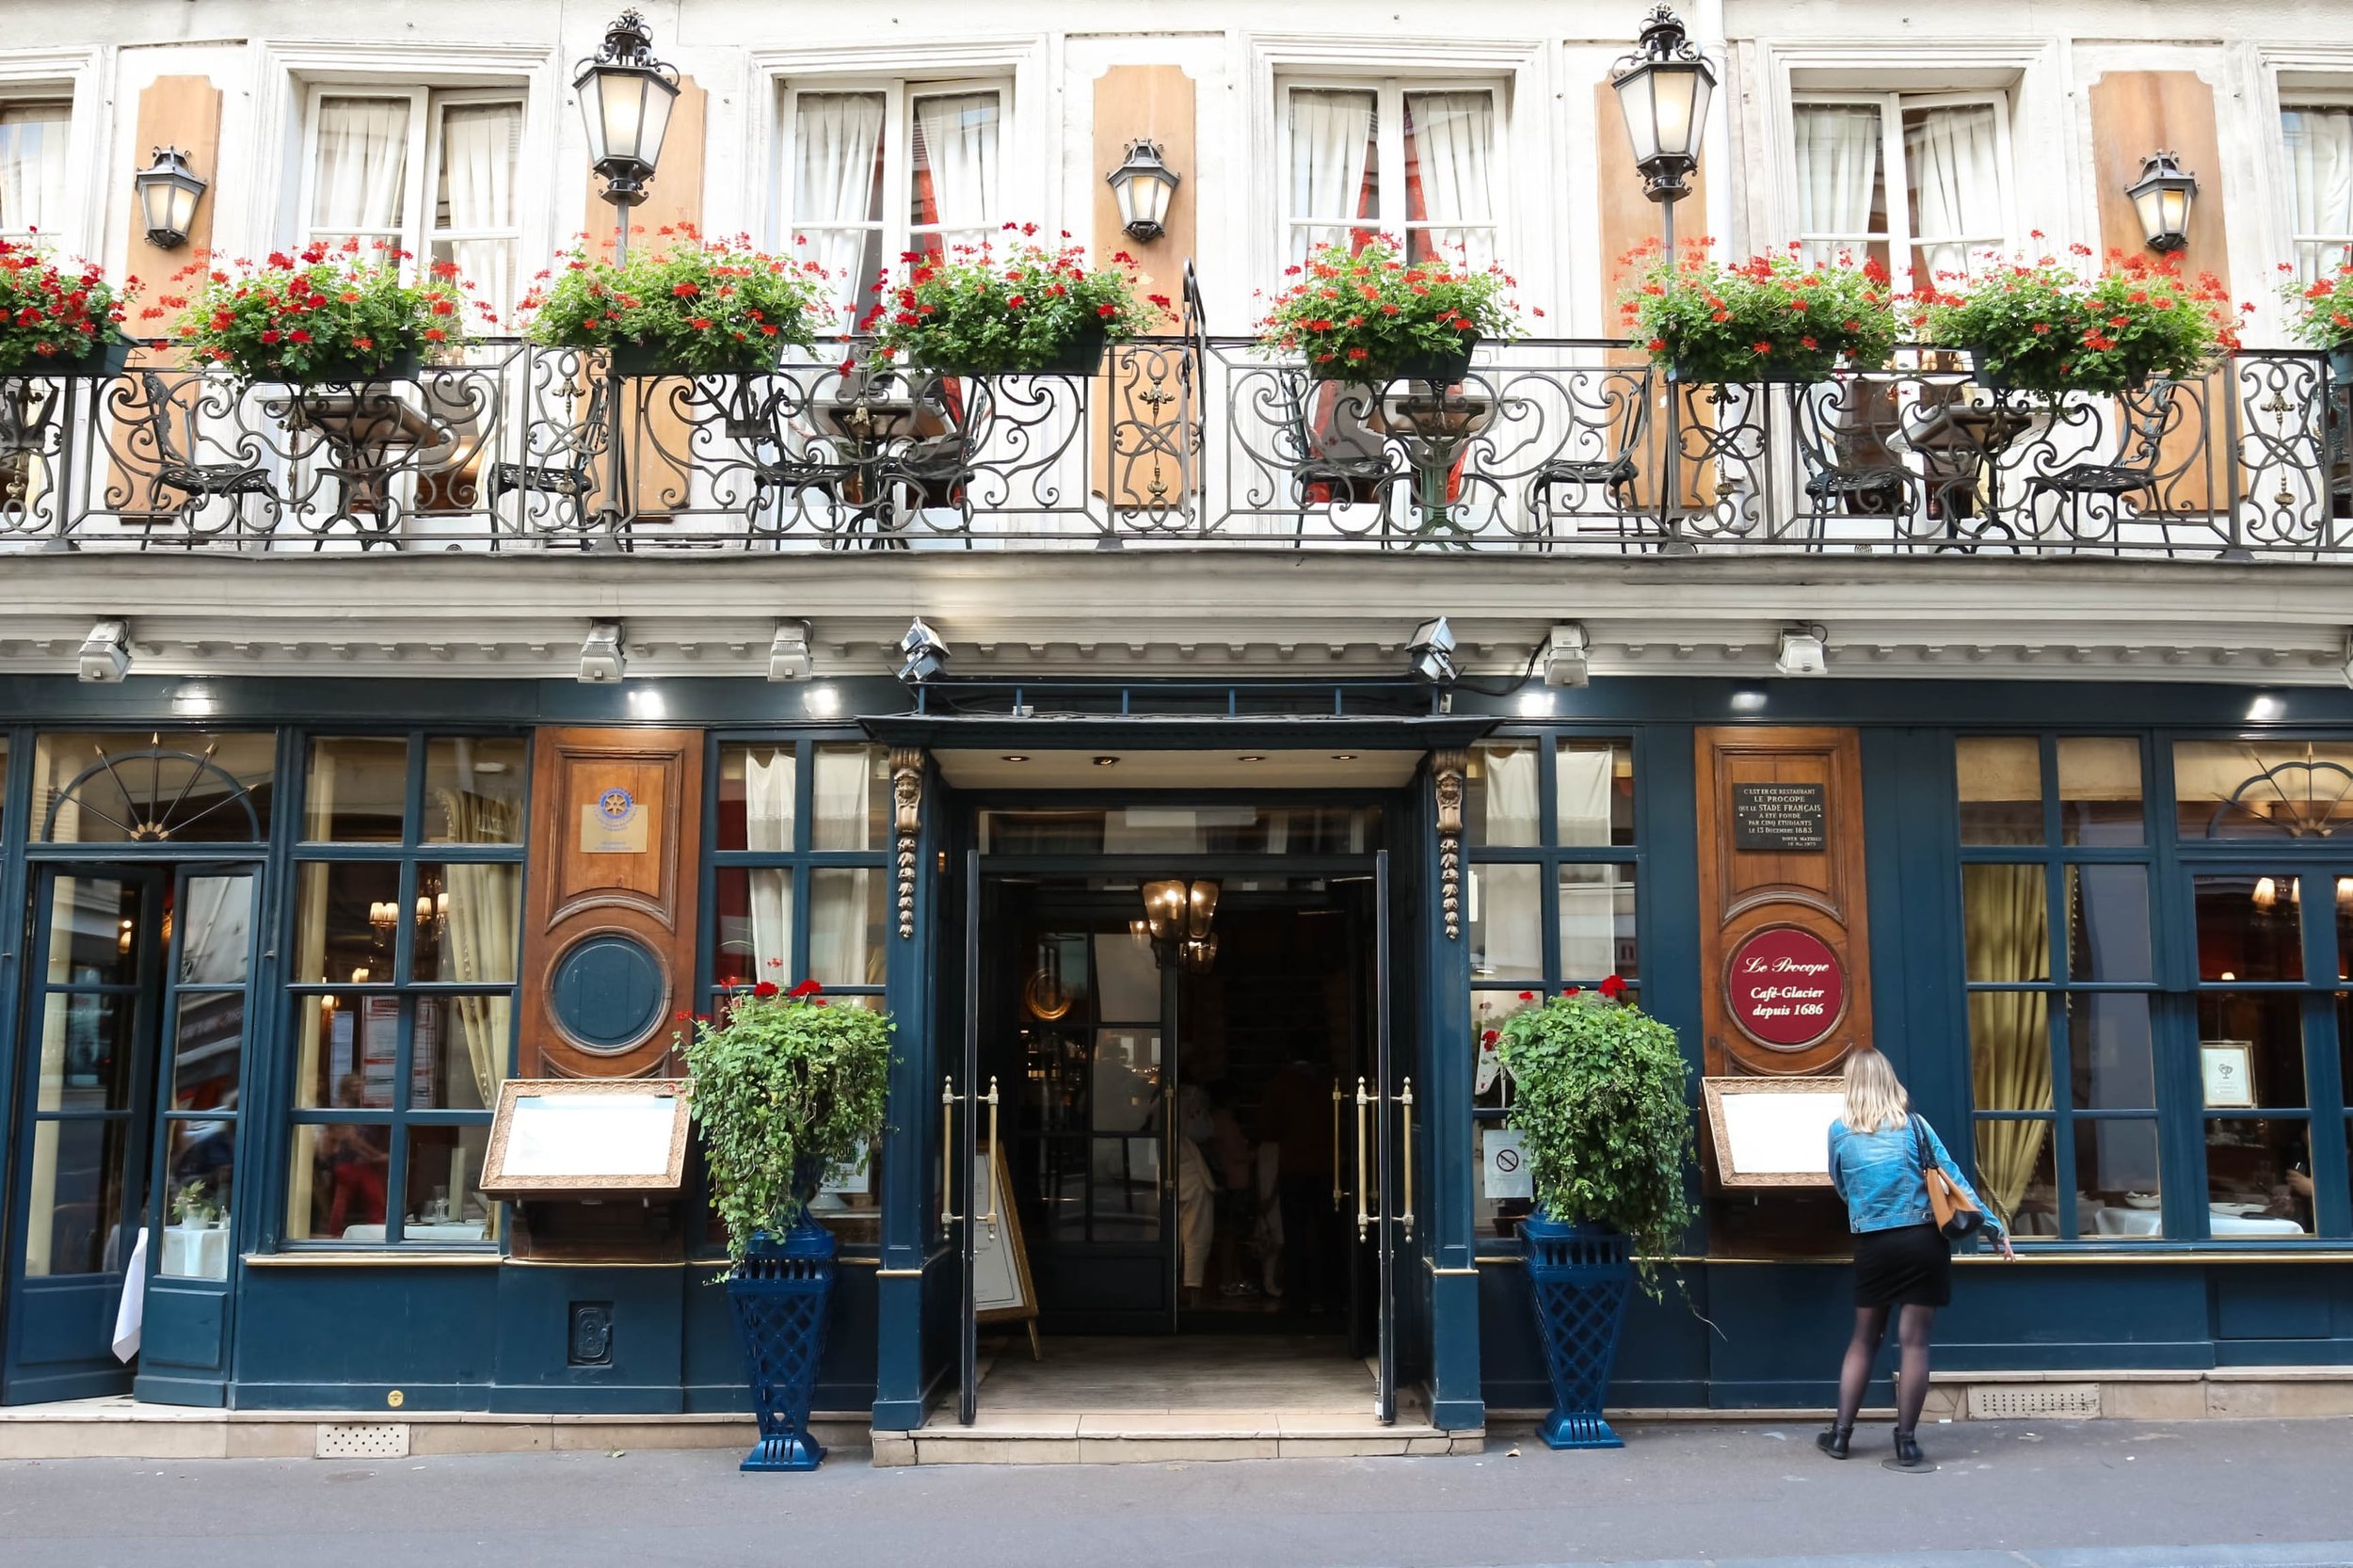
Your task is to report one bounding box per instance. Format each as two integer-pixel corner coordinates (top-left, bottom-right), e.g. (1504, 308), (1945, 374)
(788, 979), (824, 1000)
(752, 981), (780, 999)
(1599, 974), (1629, 1001)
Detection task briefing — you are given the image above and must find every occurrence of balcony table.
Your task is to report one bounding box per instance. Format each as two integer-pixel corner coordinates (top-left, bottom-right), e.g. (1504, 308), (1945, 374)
(281, 389), (451, 536)
(1884, 396), (2039, 547)
(1371, 387), (1495, 543)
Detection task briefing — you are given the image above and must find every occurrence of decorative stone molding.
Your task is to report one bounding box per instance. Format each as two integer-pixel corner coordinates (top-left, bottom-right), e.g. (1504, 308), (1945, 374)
(1433, 748), (1465, 941)
(891, 747), (924, 940)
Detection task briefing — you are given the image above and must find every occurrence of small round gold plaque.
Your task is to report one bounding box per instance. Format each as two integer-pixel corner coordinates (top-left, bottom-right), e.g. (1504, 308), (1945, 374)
(387, 1390), (406, 1409)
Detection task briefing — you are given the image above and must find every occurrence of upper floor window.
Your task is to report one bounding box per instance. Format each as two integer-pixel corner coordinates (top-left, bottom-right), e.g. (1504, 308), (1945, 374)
(1793, 92), (2011, 292)
(0, 100), (71, 243)
(780, 79), (1006, 328)
(299, 87), (523, 318)
(1281, 79), (1502, 269)
(2282, 104), (2352, 283)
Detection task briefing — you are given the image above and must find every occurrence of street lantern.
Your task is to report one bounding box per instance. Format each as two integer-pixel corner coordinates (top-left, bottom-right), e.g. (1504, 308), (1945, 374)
(1610, 6), (1715, 206)
(133, 147), (207, 249)
(2125, 150), (2198, 253)
(1106, 139), (1181, 243)
(574, 9), (679, 228)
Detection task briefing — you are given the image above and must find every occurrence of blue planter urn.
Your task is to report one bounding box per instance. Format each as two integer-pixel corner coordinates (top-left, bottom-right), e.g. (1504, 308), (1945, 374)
(725, 1212), (837, 1472)
(1520, 1213), (1635, 1450)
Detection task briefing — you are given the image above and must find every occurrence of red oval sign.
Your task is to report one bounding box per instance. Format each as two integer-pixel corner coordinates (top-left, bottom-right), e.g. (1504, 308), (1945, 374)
(1726, 926), (1845, 1049)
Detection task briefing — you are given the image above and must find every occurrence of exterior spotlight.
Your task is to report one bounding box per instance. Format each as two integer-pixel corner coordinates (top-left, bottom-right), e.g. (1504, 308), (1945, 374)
(575, 9), (680, 258)
(896, 616), (949, 683)
(1775, 624), (1828, 678)
(133, 147), (207, 250)
(1106, 138), (1181, 244)
(579, 620), (626, 683)
(77, 618), (131, 683)
(1610, 6), (1715, 206)
(768, 618), (812, 682)
(2125, 151), (2197, 254)
(1543, 622), (1591, 688)
(1407, 616), (1460, 685)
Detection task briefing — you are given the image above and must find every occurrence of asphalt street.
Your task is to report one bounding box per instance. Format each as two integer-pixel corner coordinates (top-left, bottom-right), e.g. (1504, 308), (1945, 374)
(3, 1418), (2350, 1568)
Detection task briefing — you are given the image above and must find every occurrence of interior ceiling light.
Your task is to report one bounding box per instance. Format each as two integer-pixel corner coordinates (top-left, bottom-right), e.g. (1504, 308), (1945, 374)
(578, 620), (626, 684)
(1001, 754), (1031, 763)
(1092, 755), (1120, 767)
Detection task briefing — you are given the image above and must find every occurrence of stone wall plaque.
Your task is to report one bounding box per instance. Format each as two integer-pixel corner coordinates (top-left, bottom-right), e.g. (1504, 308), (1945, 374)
(1732, 782), (1826, 852)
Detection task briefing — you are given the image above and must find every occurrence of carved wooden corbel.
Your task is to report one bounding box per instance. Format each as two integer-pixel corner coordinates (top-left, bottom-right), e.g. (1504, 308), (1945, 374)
(1433, 748), (1466, 941)
(890, 747), (923, 940)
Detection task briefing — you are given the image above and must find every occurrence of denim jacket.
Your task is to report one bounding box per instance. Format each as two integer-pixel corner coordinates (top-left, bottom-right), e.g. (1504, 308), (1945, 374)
(1826, 1114), (2005, 1241)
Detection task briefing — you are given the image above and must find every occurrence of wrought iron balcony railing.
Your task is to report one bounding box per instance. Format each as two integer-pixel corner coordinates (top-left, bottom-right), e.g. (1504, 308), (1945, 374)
(0, 336), (2345, 557)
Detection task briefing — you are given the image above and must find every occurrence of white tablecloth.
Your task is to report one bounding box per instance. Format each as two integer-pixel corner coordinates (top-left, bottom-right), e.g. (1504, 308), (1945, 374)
(2092, 1205), (2306, 1238)
(160, 1224), (231, 1281)
(337, 1221), (489, 1243)
(110, 1227), (148, 1363)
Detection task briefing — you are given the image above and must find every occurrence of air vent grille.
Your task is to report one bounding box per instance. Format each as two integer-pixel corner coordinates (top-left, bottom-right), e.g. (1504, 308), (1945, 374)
(1965, 1384), (2102, 1421)
(315, 1423), (411, 1459)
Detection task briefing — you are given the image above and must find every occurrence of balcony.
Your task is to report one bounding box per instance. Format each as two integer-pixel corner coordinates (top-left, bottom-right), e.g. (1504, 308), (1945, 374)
(0, 338), (2345, 558)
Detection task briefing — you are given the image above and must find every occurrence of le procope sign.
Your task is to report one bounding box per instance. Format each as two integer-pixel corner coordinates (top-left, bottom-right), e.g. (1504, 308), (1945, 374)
(1726, 925), (1844, 1048)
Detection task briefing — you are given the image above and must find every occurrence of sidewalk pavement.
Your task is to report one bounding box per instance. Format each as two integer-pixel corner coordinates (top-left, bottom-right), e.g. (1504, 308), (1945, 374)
(3, 1417), (2350, 1568)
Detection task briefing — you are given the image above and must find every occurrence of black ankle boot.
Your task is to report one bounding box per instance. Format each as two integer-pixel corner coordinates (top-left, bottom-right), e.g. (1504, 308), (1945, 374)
(1815, 1424), (1852, 1460)
(1892, 1429), (1924, 1468)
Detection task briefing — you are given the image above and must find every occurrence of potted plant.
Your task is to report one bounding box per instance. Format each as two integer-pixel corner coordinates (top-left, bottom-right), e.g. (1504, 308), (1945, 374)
(683, 972), (892, 1473)
(2276, 259), (2353, 385)
(1621, 244), (1897, 384)
(867, 226), (1157, 376)
(0, 240), (133, 376)
(1913, 247), (2237, 398)
(524, 229), (834, 376)
(1493, 976), (1695, 1450)
(1257, 237), (1523, 383)
(174, 241), (474, 385)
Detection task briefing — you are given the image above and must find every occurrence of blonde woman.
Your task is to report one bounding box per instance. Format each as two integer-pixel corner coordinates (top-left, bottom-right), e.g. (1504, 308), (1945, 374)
(1817, 1050), (2014, 1469)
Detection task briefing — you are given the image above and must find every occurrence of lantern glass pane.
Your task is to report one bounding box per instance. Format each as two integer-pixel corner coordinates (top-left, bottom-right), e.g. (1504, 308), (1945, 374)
(635, 78), (677, 171)
(1651, 68), (1702, 161)
(577, 74), (612, 165)
(1616, 69), (1661, 167)
(169, 181), (200, 236)
(599, 73), (647, 166)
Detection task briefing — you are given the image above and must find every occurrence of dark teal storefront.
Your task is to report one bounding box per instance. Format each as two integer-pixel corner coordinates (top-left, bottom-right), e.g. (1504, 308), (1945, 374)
(2, 670), (2349, 1426)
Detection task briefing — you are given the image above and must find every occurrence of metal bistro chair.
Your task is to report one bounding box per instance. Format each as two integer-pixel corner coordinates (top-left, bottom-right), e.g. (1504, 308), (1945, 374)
(135, 371), (275, 543)
(1789, 376), (1913, 548)
(1525, 364), (1651, 551)
(1277, 372), (1395, 537)
(2023, 378), (2189, 552)
(485, 373), (614, 546)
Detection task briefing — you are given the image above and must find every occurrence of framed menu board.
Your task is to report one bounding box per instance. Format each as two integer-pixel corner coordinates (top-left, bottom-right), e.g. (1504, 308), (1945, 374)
(480, 1079), (695, 1197)
(1702, 1077), (1843, 1188)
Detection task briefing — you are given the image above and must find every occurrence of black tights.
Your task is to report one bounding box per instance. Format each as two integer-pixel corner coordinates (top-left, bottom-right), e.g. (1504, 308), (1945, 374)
(1833, 1304), (1935, 1432)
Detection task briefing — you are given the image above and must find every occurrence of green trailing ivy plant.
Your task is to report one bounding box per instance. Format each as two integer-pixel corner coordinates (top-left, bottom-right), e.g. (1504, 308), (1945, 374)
(682, 974), (893, 1269)
(1494, 977), (1696, 1295)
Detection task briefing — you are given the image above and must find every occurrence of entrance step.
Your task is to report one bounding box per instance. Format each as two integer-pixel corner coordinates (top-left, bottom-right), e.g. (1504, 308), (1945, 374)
(878, 1409), (1485, 1464)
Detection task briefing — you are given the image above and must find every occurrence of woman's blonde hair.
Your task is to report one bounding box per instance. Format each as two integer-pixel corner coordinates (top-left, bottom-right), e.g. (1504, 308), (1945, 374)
(1841, 1049), (1911, 1135)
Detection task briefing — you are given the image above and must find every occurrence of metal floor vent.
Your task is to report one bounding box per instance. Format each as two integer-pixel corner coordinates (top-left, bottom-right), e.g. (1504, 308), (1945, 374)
(1966, 1384), (2102, 1421)
(315, 1423), (411, 1459)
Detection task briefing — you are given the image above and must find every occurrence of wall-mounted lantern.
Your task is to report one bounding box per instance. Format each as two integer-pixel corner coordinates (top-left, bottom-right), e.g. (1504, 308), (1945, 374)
(1107, 138), (1181, 244)
(133, 147), (208, 249)
(2125, 150), (2198, 253)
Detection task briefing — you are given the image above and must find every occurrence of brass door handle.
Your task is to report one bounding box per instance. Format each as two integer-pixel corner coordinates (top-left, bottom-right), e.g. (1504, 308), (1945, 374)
(980, 1076), (1001, 1240)
(1330, 1081), (1344, 1212)
(939, 1076), (959, 1227)
(1398, 1076), (1416, 1242)
(1353, 1076), (1372, 1241)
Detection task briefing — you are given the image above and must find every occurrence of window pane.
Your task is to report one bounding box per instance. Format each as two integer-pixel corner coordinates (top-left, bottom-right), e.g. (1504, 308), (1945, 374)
(1975, 1120), (2055, 1239)
(1557, 738), (1634, 846)
(2205, 1118), (2314, 1237)
(411, 994), (508, 1111)
(719, 744), (797, 852)
(1468, 862), (1540, 980)
(294, 861), (401, 984)
(2066, 864), (2151, 983)
(170, 991), (243, 1112)
(404, 1125), (495, 1241)
(1475, 1118), (1536, 1241)
(1465, 742), (1539, 847)
(0, 104), (71, 239)
(159, 1144), (232, 1280)
(23, 1119), (126, 1276)
(813, 744), (888, 851)
(1093, 1028), (1160, 1131)
(2340, 884), (2353, 984)
(178, 874), (253, 985)
(43, 872), (140, 987)
(1794, 104), (1888, 265)
(714, 866), (792, 989)
(2197, 993), (2308, 1110)
(2078, 1120), (2163, 1239)
(1957, 737), (2041, 845)
(2174, 740), (2353, 840)
(33, 730), (275, 843)
(292, 995), (393, 1111)
(2282, 108), (2353, 282)
(432, 102), (521, 319)
(287, 1123), (392, 1240)
(35, 994), (138, 1112)
(424, 737), (526, 843)
(791, 90), (886, 327)
(1968, 993), (2050, 1109)
(1401, 91), (1497, 267)
(2057, 736), (2142, 845)
(1288, 88), (1379, 262)
(2194, 873), (2303, 983)
(1471, 990), (1524, 1112)
(2070, 992), (2154, 1111)
(2344, 994), (2353, 1108)
(1559, 863), (1637, 980)
(413, 862), (520, 984)
(306, 736), (408, 842)
(311, 97), (412, 239)
(809, 867), (886, 986)
(908, 90), (1000, 252)
(1901, 104), (2004, 286)
(1093, 930), (1155, 1023)
(1962, 863), (2048, 981)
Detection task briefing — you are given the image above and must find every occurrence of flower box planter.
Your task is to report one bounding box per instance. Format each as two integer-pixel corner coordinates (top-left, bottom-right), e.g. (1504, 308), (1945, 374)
(1521, 1214), (1635, 1450)
(8, 338), (136, 379)
(918, 326), (1109, 379)
(726, 1215), (838, 1473)
(1312, 340), (1478, 386)
(603, 341), (782, 379)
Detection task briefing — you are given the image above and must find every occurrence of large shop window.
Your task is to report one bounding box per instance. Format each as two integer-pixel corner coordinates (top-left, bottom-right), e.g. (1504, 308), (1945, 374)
(0, 99), (71, 243)
(1465, 736), (1638, 1242)
(1792, 92), (2012, 292)
(299, 87), (525, 319)
(780, 79), (1005, 332)
(31, 730), (277, 843)
(283, 735), (525, 1247)
(2281, 104), (2353, 284)
(1281, 79), (1502, 268)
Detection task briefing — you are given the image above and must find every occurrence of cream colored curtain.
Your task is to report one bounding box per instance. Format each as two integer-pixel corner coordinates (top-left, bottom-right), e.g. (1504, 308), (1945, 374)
(435, 787), (520, 1109)
(1964, 862), (2051, 1224)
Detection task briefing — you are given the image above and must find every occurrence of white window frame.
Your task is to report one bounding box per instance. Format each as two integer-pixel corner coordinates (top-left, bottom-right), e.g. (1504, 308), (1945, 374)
(0, 48), (100, 257)
(2279, 93), (2353, 284)
(0, 94), (76, 246)
(1789, 88), (2017, 295)
(776, 73), (1010, 265)
(1275, 74), (1511, 269)
(297, 84), (431, 263)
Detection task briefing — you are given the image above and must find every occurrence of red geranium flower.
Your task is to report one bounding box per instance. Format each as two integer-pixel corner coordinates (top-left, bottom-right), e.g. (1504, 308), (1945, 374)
(789, 979), (824, 1000)
(752, 981), (780, 999)
(1599, 974), (1628, 1001)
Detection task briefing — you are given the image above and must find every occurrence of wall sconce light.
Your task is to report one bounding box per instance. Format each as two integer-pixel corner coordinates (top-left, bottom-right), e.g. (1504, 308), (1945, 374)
(2125, 150), (2197, 253)
(1107, 138), (1181, 243)
(1141, 877), (1220, 968)
(1775, 623), (1828, 678)
(134, 146), (208, 250)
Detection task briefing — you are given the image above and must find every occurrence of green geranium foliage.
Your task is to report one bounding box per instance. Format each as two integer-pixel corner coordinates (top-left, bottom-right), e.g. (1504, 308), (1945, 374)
(683, 981), (893, 1268)
(1913, 248), (2237, 397)
(1255, 235), (1524, 377)
(2278, 259), (2353, 352)
(868, 228), (1159, 375)
(1621, 245), (1897, 384)
(524, 229), (833, 374)
(1494, 984), (1695, 1295)
(174, 241), (474, 383)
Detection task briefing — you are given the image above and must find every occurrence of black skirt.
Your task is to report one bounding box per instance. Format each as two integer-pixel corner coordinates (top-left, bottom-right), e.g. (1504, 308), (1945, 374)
(1852, 1222), (1952, 1308)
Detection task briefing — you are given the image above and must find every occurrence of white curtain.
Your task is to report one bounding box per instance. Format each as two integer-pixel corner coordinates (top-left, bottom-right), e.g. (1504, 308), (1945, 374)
(0, 105), (70, 241)
(1794, 104), (1883, 265)
(744, 748), (795, 977)
(913, 91), (1000, 248)
(1289, 88), (1376, 264)
(1557, 745), (1614, 847)
(311, 97), (412, 241)
(1558, 868), (1625, 980)
(435, 782), (520, 1112)
(1480, 744), (1540, 845)
(809, 870), (879, 987)
(436, 103), (520, 319)
(2284, 108), (2353, 281)
(1906, 104), (2004, 286)
(793, 93), (887, 326)
(1405, 91), (1497, 267)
